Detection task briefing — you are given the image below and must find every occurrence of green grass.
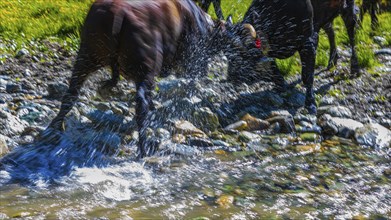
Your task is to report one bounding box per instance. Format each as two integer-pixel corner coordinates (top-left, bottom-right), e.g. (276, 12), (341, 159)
(0, 0), (390, 75)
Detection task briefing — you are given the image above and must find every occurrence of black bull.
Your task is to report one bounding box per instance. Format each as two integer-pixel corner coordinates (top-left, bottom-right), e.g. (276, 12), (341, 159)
(228, 0), (359, 114)
(46, 0), (258, 158)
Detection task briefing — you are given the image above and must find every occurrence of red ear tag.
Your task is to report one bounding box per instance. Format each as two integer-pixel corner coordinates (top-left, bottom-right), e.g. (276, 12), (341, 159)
(255, 38), (261, 49)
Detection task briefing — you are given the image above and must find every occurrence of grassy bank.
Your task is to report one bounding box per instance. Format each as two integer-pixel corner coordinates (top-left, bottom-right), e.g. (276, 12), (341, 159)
(0, 0), (390, 75)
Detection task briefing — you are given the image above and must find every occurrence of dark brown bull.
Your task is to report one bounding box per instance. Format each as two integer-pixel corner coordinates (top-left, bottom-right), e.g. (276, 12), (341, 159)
(228, 0), (359, 114)
(47, 0), (257, 158)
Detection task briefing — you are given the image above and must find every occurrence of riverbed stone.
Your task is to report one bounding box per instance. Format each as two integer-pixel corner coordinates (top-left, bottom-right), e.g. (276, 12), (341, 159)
(0, 109), (28, 136)
(6, 83), (23, 93)
(187, 137), (214, 147)
(266, 115), (295, 134)
(173, 120), (206, 138)
(47, 82), (68, 100)
(318, 114), (364, 138)
(0, 134), (9, 157)
(239, 131), (260, 142)
(224, 120), (248, 131)
(355, 123), (391, 148)
(317, 105), (352, 118)
(192, 107), (220, 132)
(241, 113), (270, 131)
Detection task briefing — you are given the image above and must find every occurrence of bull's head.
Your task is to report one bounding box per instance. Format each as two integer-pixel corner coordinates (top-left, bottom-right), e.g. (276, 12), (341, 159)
(211, 15), (268, 84)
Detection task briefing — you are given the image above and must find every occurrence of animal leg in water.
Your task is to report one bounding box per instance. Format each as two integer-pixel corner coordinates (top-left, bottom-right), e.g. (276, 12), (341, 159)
(48, 52), (99, 130)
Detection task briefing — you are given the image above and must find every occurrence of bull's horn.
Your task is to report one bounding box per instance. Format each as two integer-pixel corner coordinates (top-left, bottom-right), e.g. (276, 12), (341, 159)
(243, 23), (257, 39)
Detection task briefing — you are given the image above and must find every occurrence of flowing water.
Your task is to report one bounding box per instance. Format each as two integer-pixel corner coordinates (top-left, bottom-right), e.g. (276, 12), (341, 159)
(0, 133), (390, 219)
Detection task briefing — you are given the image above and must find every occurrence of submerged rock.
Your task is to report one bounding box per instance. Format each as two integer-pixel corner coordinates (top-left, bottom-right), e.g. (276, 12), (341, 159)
(355, 123), (391, 148)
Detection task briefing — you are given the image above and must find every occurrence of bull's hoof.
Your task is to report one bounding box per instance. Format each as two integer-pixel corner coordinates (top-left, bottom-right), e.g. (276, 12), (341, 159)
(98, 79), (117, 98)
(136, 139), (160, 160)
(350, 67), (361, 78)
(306, 104), (317, 115)
(37, 126), (63, 145)
(47, 120), (66, 132)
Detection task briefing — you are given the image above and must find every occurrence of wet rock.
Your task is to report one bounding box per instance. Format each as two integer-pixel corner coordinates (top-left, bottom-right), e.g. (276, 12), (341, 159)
(317, 105), (352, 118)
(156, 128), (170, 140)
(160, 142), (201, 156)
(269, 110), (292, 118)
(296, 124), (322, 134)
(287, 91), (306, 107)
(95, 102), (111, 112)
(319, 114), (363, 138)
(0, 78), (7, 92)
(173, 120), (206, 138)
(296, 144), (321, 153)
(319, 96), (335, 106)
(374, 48), (391, 56)
(373, 36), (387, 46)
(158, 77), (188, 97)
(216, 195), (234, 209)
(212, 139), (230, 147)
(0, 109), (28, 136)
(0, 134), (9, 157)
(172, 134), (186, 144)
(6, 83), (23, 93)
(300, 133), (322, 143)
(187, 137), (214, 147)
(355, 123), (391, 148)
(294, 113), (317, 124)
(266, 116), (295, 134)
(379, 118), (391, 129)
(241, 113), (270, 131)
(47, 82), (68, 100)
(192, 107), (220, 132)
(224, 120), (248, 131)
(239, 131), (260, 142)
(0, 93), (12, 104)
(15, 48), (29, 58)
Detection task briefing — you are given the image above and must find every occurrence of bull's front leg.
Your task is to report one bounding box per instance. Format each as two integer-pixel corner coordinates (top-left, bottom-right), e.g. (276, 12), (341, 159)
(48, 52), (97, 131)
(342, 0), (360, 76)
(135, 81), (151, 158)
(299, 32), (318, 115)
(213, 0), (224, 20)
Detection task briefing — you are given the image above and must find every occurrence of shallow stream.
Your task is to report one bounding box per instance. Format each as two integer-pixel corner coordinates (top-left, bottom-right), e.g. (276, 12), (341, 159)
(1, 136), (390, 219)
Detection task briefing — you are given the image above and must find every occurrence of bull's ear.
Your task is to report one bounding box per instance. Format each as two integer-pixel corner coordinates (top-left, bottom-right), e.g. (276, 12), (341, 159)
(226, 15), (233, 26)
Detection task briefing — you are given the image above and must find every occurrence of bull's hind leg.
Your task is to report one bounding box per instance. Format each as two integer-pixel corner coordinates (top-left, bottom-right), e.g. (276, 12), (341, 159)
(48, 53), (99, 131)
(101, 60), (120, 90)
(342, 0), (360, 76)
(135, 32), (163, 158)
(299, 33), (318, 115)
(323, 22), (339, 70)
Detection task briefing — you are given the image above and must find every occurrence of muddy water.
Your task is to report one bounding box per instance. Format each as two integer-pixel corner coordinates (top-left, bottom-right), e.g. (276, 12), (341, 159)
(0, 137), (390, 219)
